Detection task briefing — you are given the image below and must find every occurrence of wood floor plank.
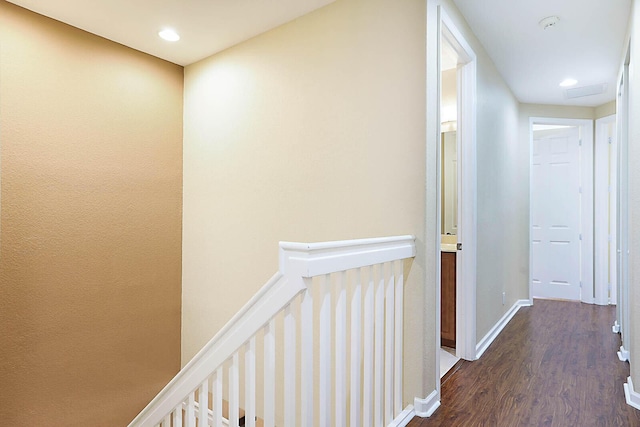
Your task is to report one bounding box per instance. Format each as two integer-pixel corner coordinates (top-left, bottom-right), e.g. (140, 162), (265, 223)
(409, 299), (640, 427)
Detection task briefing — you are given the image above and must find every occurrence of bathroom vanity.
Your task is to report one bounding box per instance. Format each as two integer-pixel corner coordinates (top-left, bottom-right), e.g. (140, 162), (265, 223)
(441, 236), (456, 348)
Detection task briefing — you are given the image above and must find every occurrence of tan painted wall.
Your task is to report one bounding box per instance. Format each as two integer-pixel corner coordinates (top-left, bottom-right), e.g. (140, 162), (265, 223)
(0, 3), (184, 425)
(183, 0), (427, 407)
(441, 68), (457, 123)
(595, 100), (617, 119)
(519, 103), (596, 123)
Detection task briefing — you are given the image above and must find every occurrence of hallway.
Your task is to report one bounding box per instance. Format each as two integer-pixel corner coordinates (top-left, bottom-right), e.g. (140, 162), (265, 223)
(409, 299), (640, 426)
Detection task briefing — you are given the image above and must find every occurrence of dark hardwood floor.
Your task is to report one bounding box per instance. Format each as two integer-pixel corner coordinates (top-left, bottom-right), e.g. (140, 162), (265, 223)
(409, 299), (640, 427)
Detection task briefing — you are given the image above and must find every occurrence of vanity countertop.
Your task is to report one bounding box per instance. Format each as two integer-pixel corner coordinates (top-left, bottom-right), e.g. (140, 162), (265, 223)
(441, 243), (457, 253)
(441, 235), (457, 252)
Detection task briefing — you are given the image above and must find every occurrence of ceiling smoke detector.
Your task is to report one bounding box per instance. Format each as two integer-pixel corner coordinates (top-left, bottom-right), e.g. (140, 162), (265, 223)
(539, 16), (560, 30)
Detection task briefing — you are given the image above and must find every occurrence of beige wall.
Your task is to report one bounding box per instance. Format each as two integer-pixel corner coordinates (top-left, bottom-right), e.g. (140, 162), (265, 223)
(0, 3), (184, 426)
(441, 68), (457, 123)
(595, 100), (617, 119)
(183, 0), (427, 405)
(519, 103), (596, 128)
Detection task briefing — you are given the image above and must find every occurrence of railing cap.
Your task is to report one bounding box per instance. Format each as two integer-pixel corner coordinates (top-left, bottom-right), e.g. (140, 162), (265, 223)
(279, 235), (416, 252)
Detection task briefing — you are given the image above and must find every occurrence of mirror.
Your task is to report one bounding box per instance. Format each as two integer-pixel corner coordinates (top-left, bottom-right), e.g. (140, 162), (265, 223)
(441, 130), (457, 235)
(441, 67), (457, 235)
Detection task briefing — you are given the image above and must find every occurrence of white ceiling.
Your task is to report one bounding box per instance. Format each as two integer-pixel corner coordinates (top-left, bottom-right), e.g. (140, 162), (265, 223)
(453, 0), (631, 107)
(7, 0), (336, 66)
(9, 0), (632, 107)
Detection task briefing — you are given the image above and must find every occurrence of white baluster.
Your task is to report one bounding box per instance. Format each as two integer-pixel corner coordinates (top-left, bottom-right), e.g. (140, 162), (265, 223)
(335, 271), (347, 427)
(385, 262), (395, 424)
(174, 404), (182, 427)
(213, 368), (222, 427)
(394, 260), (404, 415)
(229, 352), (239, 427)
(374, 263), (384, 426)
(245, 338), (256, 427)
(284, 304), (296, 427)
(198, 379), (208, 427)
(264, 319), (275, 427)
(300, 284), (314, 426)
(350, 268), (362, 427)
(187, 392), (196, 426)
(319, 273), (331, 427)
(163, 414), (171, 427)
(363, 265), (374, 426)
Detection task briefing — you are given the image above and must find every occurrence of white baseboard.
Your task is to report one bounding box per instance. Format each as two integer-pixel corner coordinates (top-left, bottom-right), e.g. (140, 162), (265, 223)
(476, 299), (531, 359)
(618, 345), (630, 362)
(388, 405), (416, 427)
(624, 376), (640, 410)
(413, 390), (440, 418)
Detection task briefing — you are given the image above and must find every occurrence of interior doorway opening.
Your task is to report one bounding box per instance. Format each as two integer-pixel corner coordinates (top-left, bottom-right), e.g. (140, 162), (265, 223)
(436, 7), (478, 384)
(529, 118), (593, 304)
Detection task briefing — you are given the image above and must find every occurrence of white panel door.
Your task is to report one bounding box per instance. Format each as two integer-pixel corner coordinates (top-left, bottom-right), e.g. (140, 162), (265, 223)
(532, 127), (582, 300)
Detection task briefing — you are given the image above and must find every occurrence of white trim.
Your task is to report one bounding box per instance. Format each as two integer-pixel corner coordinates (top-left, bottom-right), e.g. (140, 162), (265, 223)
(618, 345), (630, 362)
(130, 236), (417, 427)
(528, 118), (594, 304)
(476, 299), (531, 359)
(279, 235), (416, 280)
(580, 121), (595, 304)
(595, 114), (617, 306)
(413, 390), (440, 418)
(624, 376), (640, 410)
(388, 405), (416, 427)
(609, 115), (618, 307)
(613, 320), (621, 334)
(616, 58), (631, 363)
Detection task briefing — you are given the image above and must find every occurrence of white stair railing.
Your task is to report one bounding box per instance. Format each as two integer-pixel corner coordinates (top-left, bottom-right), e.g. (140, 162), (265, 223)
(129, 236), (416, 427)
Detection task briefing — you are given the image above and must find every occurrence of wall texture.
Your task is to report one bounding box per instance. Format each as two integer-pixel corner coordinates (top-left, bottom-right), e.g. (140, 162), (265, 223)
(0, 3), (184, 425)
(183, 0), (428, 406)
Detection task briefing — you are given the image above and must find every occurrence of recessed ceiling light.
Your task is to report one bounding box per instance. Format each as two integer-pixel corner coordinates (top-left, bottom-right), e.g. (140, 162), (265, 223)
(158, 29), (180, 42)
(559, 78), (578, 87)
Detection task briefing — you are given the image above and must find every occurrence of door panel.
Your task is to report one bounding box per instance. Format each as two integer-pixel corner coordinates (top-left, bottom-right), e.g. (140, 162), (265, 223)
(532, 127), (581, 300)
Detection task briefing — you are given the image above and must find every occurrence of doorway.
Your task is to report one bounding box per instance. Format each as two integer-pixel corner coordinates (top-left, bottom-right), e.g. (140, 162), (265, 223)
(439, 35), (459, 377)
(434, 6), (478, 381)
(529, 118), (593, 303)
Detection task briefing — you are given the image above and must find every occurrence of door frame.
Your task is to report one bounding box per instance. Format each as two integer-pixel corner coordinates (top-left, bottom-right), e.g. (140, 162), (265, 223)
(528, 117), (594, 304)
(615, 48), (630, 360)
(595, 114), (617, 306)
(431, 6), (478, 367)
